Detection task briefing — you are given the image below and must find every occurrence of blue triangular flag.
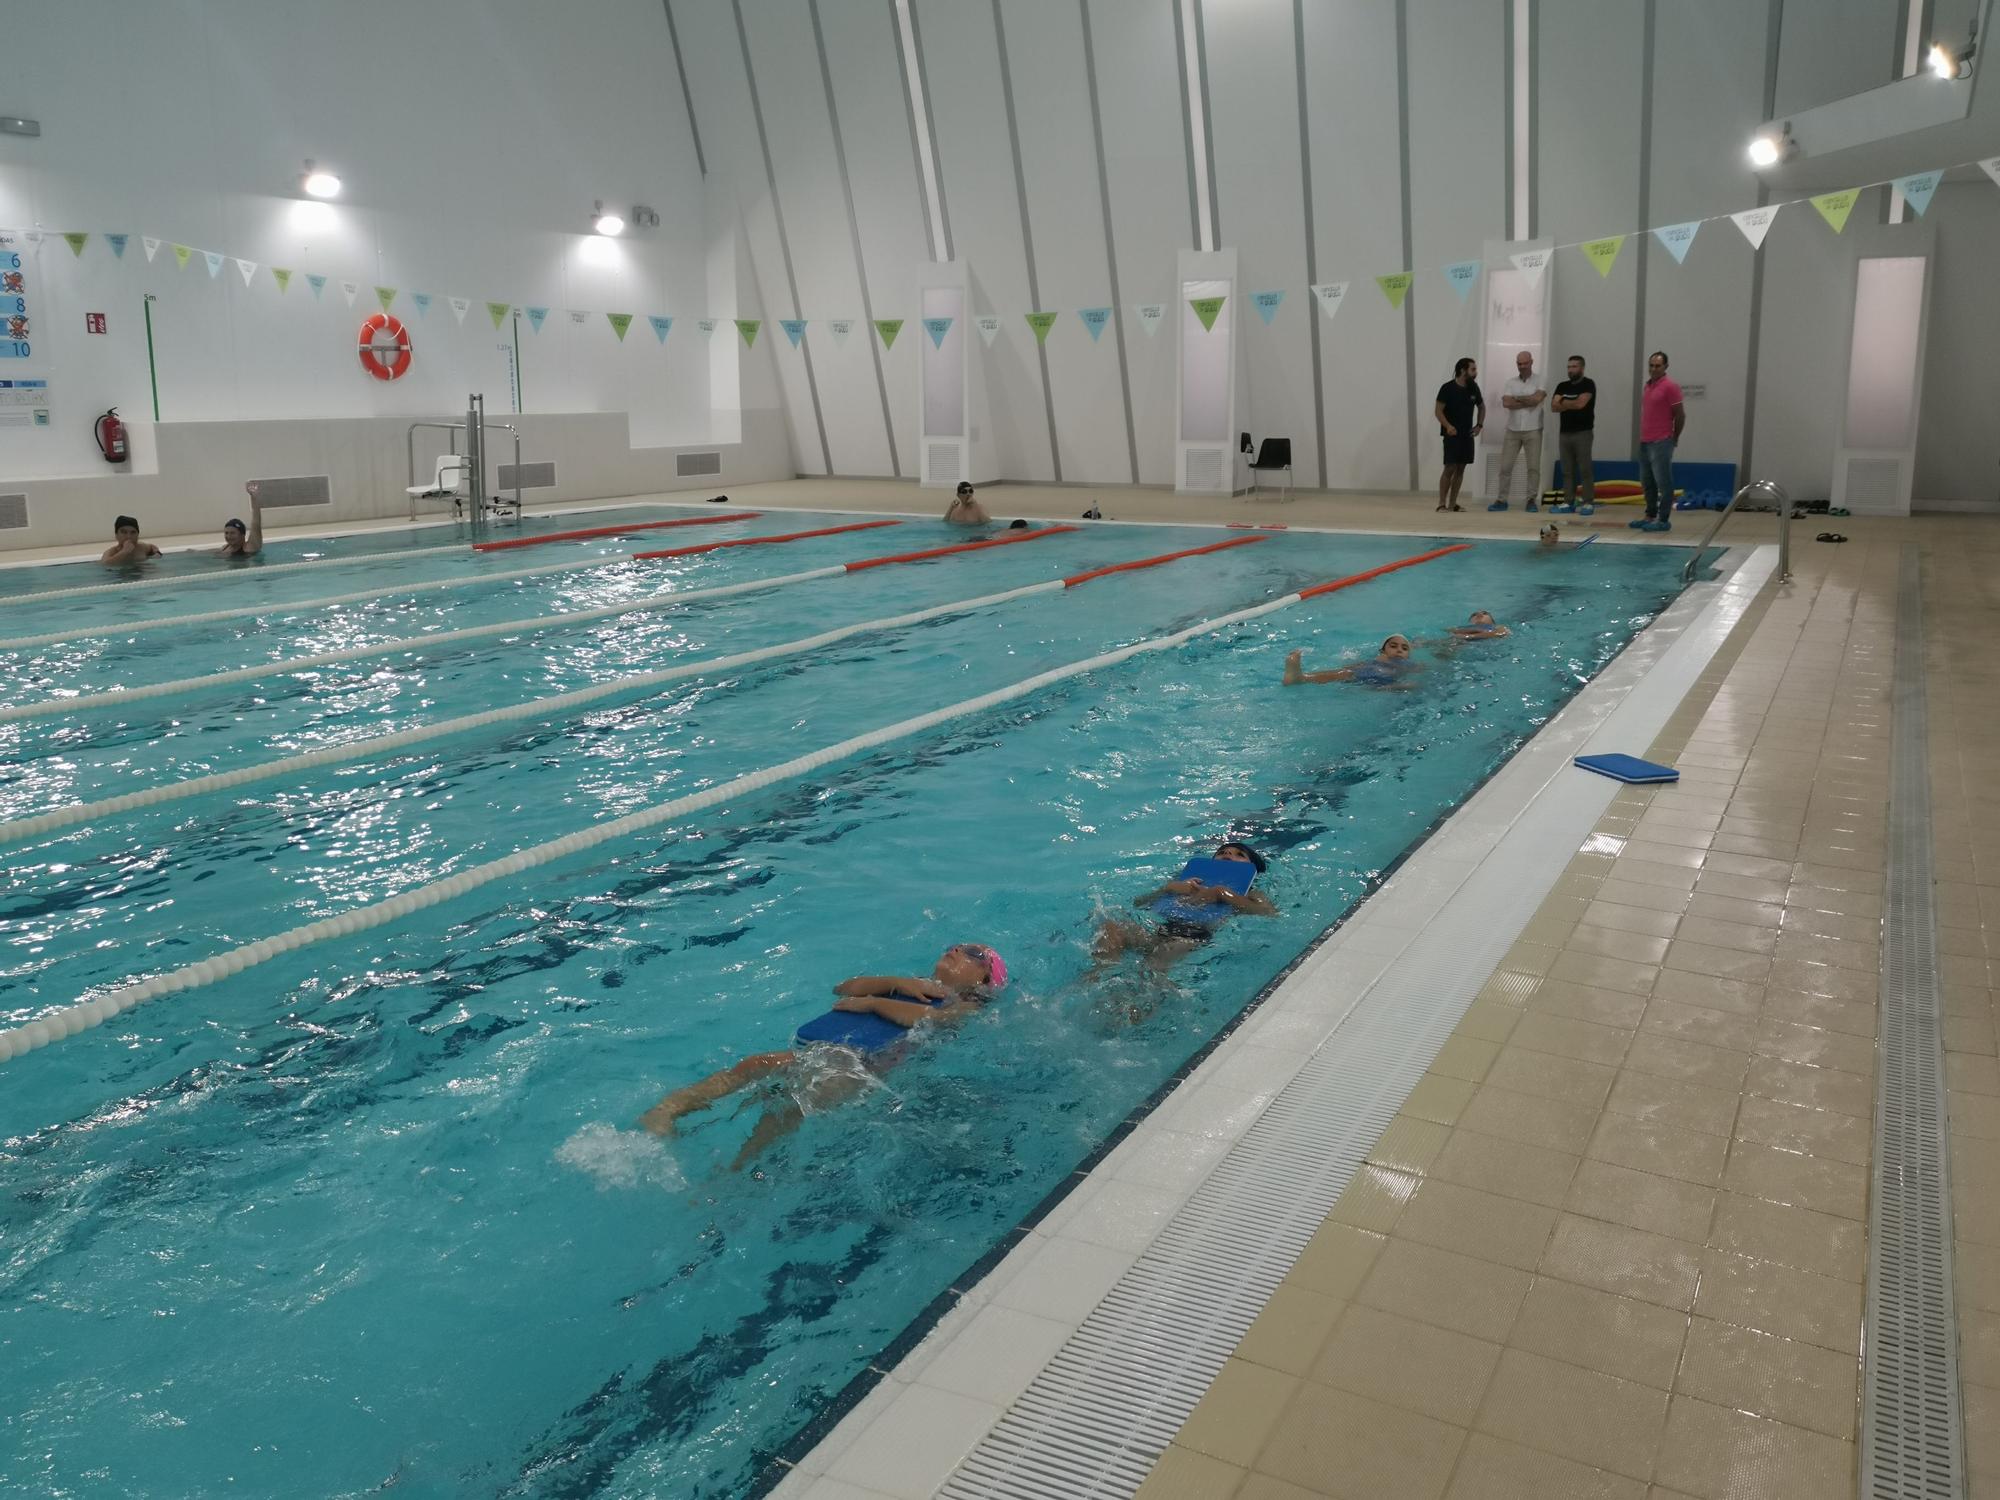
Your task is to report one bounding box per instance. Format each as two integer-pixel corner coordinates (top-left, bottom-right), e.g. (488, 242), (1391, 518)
(411, 292), (433, 318)
(1076, 307), (1111, 342)
(1250, 290), (1284, 325)
(781, 318), (808, 348)
(306, 273), (327, 299)
(203, 250), (225, 278)
(1651, 220), (1700, 264)
(1442, 260), (1479, 300)
(1895, 171), (1941, 217)
(105, 233), (129, 259)
(526, 306), (549, 333)
(922, 315), (953, 348)
(649, 315), (672, 343)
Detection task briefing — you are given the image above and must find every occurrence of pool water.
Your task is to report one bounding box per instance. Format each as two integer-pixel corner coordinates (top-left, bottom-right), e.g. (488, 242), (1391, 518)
(0, 509), (1697, 1498)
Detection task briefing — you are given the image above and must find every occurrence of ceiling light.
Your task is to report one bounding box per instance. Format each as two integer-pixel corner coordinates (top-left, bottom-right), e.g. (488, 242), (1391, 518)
(301, 160), (342, 199)
(1926, 23), (1976, 79)
(1746, 122), (1797, 168)
(592, 201), (625, 236)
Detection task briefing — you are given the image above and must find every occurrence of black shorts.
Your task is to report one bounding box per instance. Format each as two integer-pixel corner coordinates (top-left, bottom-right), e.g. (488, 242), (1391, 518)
(1157, 918), (1218, 946)
(1441, 432), (1475, 466)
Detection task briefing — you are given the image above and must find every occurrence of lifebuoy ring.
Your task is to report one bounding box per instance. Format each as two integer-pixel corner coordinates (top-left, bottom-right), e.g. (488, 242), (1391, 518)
(358, 313), (413, 380)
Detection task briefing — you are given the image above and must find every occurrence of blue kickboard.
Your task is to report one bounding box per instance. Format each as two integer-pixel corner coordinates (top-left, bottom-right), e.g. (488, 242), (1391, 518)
(1574, 753), (1679, 785)
(796, 994), (942, 1052)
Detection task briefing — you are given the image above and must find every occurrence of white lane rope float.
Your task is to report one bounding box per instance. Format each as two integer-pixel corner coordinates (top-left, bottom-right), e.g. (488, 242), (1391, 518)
(0, 587), (1306, 1064)
(0, 538), (479, 609)
(0, 576), (1066, 847)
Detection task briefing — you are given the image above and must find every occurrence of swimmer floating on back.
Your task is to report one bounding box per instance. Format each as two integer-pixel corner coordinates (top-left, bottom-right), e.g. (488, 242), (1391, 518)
(639, 941), (1007, 1168)
(1446, 610), (1511, 640)
(1091, 840), (1277, 977)
(1283, 633), (1420, 687)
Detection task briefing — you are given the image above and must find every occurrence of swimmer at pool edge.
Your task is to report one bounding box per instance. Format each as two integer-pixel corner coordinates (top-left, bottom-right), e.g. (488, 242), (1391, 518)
(99, 514), (163, 566)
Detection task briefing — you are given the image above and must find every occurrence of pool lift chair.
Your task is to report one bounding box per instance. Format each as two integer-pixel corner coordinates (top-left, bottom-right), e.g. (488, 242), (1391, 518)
(406, 394), (524, 524)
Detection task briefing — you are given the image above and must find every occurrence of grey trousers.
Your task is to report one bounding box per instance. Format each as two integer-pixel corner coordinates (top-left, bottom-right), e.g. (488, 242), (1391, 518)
(1559, 429), (1595, 506)
(1496, 427), (1543, 506)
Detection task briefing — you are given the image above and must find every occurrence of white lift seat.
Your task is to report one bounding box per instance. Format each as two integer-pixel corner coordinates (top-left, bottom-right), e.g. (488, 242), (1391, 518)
(407, 455), (470, 514)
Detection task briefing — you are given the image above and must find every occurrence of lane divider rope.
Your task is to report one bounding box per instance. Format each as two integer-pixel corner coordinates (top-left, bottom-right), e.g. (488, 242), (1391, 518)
(469, 512), (761, 553)
(0, 542), (1470, 1064)
(631, 519), (901, 560)
(1060, 534), (1266, 587)
(843, 525), (1078, 570)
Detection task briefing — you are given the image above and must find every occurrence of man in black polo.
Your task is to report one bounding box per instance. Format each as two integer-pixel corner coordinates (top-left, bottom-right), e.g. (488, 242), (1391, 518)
(1433, 357), (1483, 512)
(1549, 354), (1597, 515)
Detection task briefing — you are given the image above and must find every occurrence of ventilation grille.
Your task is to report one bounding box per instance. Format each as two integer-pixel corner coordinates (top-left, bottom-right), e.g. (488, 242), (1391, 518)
(1183, 448), (1225, 492)
(926, 441), (961, 488)
(0, 492), (25, 530)
(497, 460), (556, 491)
(1858, 544), (1963, 1497)
(1843, 457), (1902, 511)
(249, 475), (330, 509)
(674, 450), (722, 478)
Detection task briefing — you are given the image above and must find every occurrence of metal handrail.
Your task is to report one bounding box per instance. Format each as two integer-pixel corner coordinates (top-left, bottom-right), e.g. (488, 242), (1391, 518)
(405, 416), (524, 519)
(1684, 478), (1789, 585)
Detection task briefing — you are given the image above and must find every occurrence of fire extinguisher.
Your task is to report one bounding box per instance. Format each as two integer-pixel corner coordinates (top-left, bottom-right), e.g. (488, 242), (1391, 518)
(94, 407), (129, 465)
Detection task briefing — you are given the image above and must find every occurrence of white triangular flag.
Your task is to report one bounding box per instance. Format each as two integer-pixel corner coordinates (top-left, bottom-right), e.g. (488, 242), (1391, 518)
(827, 317), (854, 346)
(1309, 283), (1348, 321)
(568, 310), (588, 325)
(697, 318), (718, 336)
(1508, 248), (1552, 288)
(1979, 157), (2000, 190)
(1731, 204), (1779, 250)
(142, 236), (161, 262)
(449, 295), (470, 323)
(1132, 303), (1165, 337)
(235, 258), (257, 286)
(340, 279), (359, 307)
(975, 314), (1003, 345)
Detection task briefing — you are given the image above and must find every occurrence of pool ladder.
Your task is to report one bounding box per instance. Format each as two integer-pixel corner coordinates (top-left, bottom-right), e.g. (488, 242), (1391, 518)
(1683, 478), (1790, 585)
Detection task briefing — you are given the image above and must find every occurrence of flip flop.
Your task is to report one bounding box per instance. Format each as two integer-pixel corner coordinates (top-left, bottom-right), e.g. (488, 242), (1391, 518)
(1815, 532), (1847, 543)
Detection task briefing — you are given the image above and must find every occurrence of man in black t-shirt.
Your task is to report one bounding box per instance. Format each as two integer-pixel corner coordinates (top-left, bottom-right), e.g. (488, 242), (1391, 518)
(1550, 354), (1597, 513)
(1432, 357), (1483, 511)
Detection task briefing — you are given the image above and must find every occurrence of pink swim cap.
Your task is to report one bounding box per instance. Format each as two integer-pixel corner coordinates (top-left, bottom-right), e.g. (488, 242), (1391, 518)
(967, 944), (1008, 990)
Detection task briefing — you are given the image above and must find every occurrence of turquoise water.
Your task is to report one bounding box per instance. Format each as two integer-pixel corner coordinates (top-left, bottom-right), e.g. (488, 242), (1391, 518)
(0, 509), (1696, 1498)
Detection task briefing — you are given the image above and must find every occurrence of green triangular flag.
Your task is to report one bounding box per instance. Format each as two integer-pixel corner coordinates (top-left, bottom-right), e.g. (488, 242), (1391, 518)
(1581, 235), (1626, 277)
(736, 318), (761, 347)
(375, 286), (397, 312)
(873, 317), (903, 349)
(1025, 311), (1059, 343)
(1374, 273), (1412, 309)
(173, 243), (193, 270)
(1811, 189), (1858, 234)
(271, 267), (292, 293)
(487, 301), (510, 329)
(1188, 296), (1225, 332)
(607, 312), (633, 341)
(63, 232), (88, 257)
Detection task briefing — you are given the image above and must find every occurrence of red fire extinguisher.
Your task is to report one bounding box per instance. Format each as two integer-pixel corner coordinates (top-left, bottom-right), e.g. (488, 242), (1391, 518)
(94, 407), (128, 465)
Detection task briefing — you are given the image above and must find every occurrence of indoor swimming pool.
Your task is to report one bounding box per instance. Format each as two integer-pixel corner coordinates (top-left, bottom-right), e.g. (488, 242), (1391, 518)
(0, 509), (1705, 1498)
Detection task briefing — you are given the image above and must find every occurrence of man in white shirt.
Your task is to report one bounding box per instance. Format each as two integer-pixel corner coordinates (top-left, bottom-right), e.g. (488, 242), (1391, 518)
(1489, 350), (1545, 513)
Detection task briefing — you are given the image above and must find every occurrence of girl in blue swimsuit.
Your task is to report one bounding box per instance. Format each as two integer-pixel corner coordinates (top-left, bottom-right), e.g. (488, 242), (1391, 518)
(1282, 634), (1419, 687)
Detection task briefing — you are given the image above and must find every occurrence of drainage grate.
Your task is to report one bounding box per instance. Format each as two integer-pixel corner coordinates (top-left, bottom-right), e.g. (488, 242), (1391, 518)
(1859, 544), (1963, 1499)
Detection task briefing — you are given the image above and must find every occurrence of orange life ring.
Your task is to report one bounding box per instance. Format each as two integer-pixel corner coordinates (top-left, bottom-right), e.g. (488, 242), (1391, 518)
(357, 313), (413, 380)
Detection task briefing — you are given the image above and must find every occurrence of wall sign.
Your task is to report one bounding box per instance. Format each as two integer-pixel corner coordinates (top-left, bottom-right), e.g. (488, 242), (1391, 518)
(85, 312), (106, 334)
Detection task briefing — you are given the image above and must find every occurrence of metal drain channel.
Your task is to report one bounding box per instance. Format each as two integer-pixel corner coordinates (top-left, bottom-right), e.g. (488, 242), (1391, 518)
(1859, 545), (1964, 1499)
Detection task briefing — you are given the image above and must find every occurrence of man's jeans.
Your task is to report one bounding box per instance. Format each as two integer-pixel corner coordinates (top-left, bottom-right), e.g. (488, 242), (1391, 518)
(1559, 429), (1595, 506)
(1639, 438), (1676, 521)
(1497, 427), (1543, 507)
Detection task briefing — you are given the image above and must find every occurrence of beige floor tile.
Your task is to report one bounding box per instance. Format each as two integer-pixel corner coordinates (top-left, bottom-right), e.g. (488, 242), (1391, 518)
(1662, 940), (1773, 983)
(1175, 1357), (1300, 1468)
(1675, 1316), (1857, 1438)
(1480, 969), (1545, 1006)
(1619, 839), (1709, 869)
(1792, 861), (1884, 894)
(1473, 1349), (1667, 1482)
(1952, 1088), (2000, 1142)
(1672, 915), (1778, 956)
(1606, 1070), (1741, 1138)
(1759, 989), (1877, 1039)
(1693, 1250), (1862, 1355)
(1649, 969), (1764, 1016)
(1622, 1033), (1750, 1093)
(1234, 1475), (1325, 1500)
(1708, 834), (1797, 862)
(1565, 1158), (1716, 1243)
(1357, 1239), (1534, 1343)
(1330, 1165), (1420, 1232)
(1771, 931), (1878, 973)
(1485, 1048), (1619, 1111)
(1369, 1115), (1455, 1176)
(1719, 1139), (1867, 1220)
(1947, 1013), (2000, 1056)
(1655, 1393), (1854, 1498)
(1311, 1303), (1502, 1426)
(1431, 1035), (1503, 1083)
(1694, 870), (1790, 905)
(1507, 1273), (1691, 1390)
(1964, 1382), (2000, 1484)
(1134, 1443), (1246, 1499)
(1588, 1111), (1730, 1188)
(1701, 850), (1795, 882)
(1549, 951), (1663, 998)
(1740, 1055), (1873, 1117)
(1289, 1222), (1387, 1302)
(1964, 1310), (2000, 1391)
(1540, 1212), (1703, 1311)
(1752, 1018), (1876, 1076)
(1532, 980), (1651, 1030)
(1947, 1052), (2000, 1096)
(1253, 1380), (1467, 1500)
(1708, 1193), (1866, 1282)
(1777, 905), (1881, 943)
(1611, 858), (1704, 894)
(1509, 1010), (1634, 1067)
(1457, 1000), (1524, 1045)
(1403, 1073), (1481, 1126)
(1430, 1128), (1581, 1209)
(1457, 1086), (1602, 1156)
(1784, 883), (1883, 920)
(1685, 892), (1784, 928)
(1582, 901), (1684, 939)
(1596, 878), (1693, 914)
(1569, 925), (1676, 964)
(1397, 1178), (1562, 1271)
(1236, 1285), (1349, 1376)
(1765, 958), (1874, 1004)
(1442, 1433), (1647, 1500)
(1503, 942), (1562, 977)
(1639, 998), (1760, 1053)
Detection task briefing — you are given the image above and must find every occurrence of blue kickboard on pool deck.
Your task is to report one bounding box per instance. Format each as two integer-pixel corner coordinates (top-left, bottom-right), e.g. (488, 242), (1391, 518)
(1574, 753), (1679, 784)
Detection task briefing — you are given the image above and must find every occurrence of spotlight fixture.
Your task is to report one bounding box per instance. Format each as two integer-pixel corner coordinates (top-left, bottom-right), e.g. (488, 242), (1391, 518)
(1746, 122), (1797, 168)
(301, 159), (342, 199)
(592, 200), (625, 236)
(1926, 20), (1977, 79)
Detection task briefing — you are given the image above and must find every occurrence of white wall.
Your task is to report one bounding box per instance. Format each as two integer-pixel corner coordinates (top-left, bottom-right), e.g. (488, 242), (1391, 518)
(1915, 182), (2000, 505)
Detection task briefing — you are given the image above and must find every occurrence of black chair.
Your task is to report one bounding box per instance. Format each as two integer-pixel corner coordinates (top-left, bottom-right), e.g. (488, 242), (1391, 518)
(1248, 436), (1293, 500)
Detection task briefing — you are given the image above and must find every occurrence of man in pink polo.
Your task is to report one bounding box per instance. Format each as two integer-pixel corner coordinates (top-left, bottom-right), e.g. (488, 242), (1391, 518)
(1634, 349), (1686, 533)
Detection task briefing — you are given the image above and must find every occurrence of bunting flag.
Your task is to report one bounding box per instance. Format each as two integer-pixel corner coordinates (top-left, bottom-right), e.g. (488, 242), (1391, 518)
(106, 233), (129, 259)
(1251, 290), (1285, 324)
(1077, 307), (1110, 342)
(1310, 283), (1348, 321)
(1731, 204), (1779, 249)
(829, 317), (855, 346)
(1133, 303), (1166, 336)
(1811, 190), (1858, 233)
(1442, 261), (1479, 300)
(448, 295), (470, 323)
(568, 310), (588, 326)
(696, 317), (717, 336)
(375, 285), (397, 311)
(410, 291), (432, 317)
(63, 232), (88, 257)
(874, 317), (902, 349)
(1375, 273), (1412, 310)
(1982, 157), (2000, 189)
(1188, 296), (1224, 331)
(487, 301), (509, 328)
(649, 314), (672, 342)
(736, 318), (761, 347)
(1652, 221), (1700, 264)
(922, 315), (952, 348)
(340, 279), (359, 307)
(1895, 171), (1940, 216)
(974, 314), (1002, 345)
(174, 243), (194, 270)
(272, 267), (293, 294)
(307, 273), (327, 299)
(527, 306), (548, 332)
(608, 312), (633, 341)
(143, 236), (162, 263)
(1507, 248), (1551, 288)
(781, 317), (807, 347)
(1025, 311), (1058, 344)
(203, 250), (225, 278)
(236, 258), (257, 286)
(1581, 236), (1626, 277)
